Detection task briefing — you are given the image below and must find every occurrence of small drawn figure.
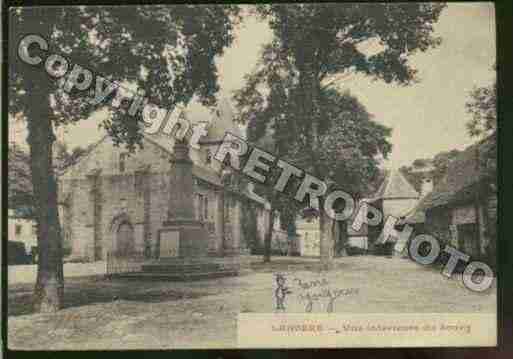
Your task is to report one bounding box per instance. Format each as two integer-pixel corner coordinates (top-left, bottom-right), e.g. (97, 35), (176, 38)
(275, 273), (292, 311)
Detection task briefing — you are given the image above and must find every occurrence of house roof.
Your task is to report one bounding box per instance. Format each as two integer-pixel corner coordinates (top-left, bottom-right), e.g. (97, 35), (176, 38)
(402, 135), (495, 224)
(369, 169), (419, 201)
(418, 143), (482, 210)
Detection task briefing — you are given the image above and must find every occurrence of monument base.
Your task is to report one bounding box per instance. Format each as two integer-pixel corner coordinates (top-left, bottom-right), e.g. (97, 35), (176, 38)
(123, 218), (240, 280)
(157, 218), (209, 259)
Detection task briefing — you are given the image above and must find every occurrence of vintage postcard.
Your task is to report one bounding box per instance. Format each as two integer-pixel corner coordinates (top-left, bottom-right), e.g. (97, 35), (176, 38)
(5, 2), (497, 350)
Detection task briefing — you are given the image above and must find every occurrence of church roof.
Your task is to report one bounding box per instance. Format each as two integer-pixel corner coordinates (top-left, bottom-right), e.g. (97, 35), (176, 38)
(144, 98), (242, 149)
(370, 169), (419, 201)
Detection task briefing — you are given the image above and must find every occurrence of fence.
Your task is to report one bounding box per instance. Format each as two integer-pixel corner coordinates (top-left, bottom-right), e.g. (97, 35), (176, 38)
(106, 251), (149, 276)
(106, 249), (243, 277)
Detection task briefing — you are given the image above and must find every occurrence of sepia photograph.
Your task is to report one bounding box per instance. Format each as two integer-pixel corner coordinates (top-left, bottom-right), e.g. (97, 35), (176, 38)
(5, 2), (498, 350)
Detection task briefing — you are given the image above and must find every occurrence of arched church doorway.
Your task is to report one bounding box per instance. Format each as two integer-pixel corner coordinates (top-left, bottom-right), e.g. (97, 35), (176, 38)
(116, 221), (135, 255)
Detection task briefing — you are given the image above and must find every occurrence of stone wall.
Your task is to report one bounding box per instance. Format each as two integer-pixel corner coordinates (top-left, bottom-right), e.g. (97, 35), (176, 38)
(62, 171), (231, 260)
(451, 204), (476, 225)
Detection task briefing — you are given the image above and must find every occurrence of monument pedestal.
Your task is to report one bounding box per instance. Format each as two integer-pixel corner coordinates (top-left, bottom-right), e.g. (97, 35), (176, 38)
(145, 219), (239, 280)
(158, 219), (209, 259)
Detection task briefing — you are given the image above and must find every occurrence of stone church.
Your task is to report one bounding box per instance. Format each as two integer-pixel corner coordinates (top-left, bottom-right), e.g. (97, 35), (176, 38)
(58, 100), (271, 262)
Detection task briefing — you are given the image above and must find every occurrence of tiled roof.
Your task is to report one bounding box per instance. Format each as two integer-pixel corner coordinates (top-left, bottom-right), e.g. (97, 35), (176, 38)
(402, 135), (495, 224)
(417, 144), (482, 210)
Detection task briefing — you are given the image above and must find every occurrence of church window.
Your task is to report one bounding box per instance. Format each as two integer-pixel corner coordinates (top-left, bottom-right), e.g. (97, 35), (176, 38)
(119, 153), (128, 173)
(15, 224), (22, 235)
(204, 196), (209, 220)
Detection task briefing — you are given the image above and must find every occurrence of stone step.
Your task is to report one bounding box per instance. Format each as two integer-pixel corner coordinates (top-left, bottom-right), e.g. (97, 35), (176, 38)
(141, 264), (240, 274)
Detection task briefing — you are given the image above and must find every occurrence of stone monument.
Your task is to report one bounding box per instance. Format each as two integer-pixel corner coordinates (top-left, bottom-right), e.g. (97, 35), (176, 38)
(140, 138), (239, 280)
(157, 138), (209, 259)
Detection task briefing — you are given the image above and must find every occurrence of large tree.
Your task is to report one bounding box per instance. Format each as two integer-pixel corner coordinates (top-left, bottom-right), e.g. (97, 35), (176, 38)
(9, 5), (240, 312)
(465, 81), (497, 138)
(235, 3), (444, 266)
(465, 72), (497, 190)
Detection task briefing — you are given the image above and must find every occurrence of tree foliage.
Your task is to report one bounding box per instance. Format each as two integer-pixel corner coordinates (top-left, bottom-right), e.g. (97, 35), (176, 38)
(465, 81), (497, 138)
(252, 4), (445, 87)
(8, 141), (88, 218)
(465, 69), (496, 182)
(10, 5), (241, 150)
(8, 144), (34, 216)
(401, 149), (462, 192)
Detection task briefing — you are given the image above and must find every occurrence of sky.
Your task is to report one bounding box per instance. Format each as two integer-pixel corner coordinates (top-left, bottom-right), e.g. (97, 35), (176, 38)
(10, 3), (496, 169)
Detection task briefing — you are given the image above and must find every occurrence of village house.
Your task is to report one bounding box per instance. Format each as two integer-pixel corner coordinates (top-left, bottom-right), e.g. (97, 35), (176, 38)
(57, 100), (273, 262)
(403, 135), (497, 264)
(7, 208), (38, 261)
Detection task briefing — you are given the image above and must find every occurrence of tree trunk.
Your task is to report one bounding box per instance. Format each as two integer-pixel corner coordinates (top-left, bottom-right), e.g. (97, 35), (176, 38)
(26, 89), (64, 313)
(298, 51), (333, 268)
(318, 206), (333, 270)
(263, 208), (275, 263)
(335, 220), (348, 257)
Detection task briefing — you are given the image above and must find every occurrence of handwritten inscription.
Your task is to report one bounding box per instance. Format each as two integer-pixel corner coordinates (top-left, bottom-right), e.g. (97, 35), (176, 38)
(275, 273), (359, 313)
(300, 287), (359, 313)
